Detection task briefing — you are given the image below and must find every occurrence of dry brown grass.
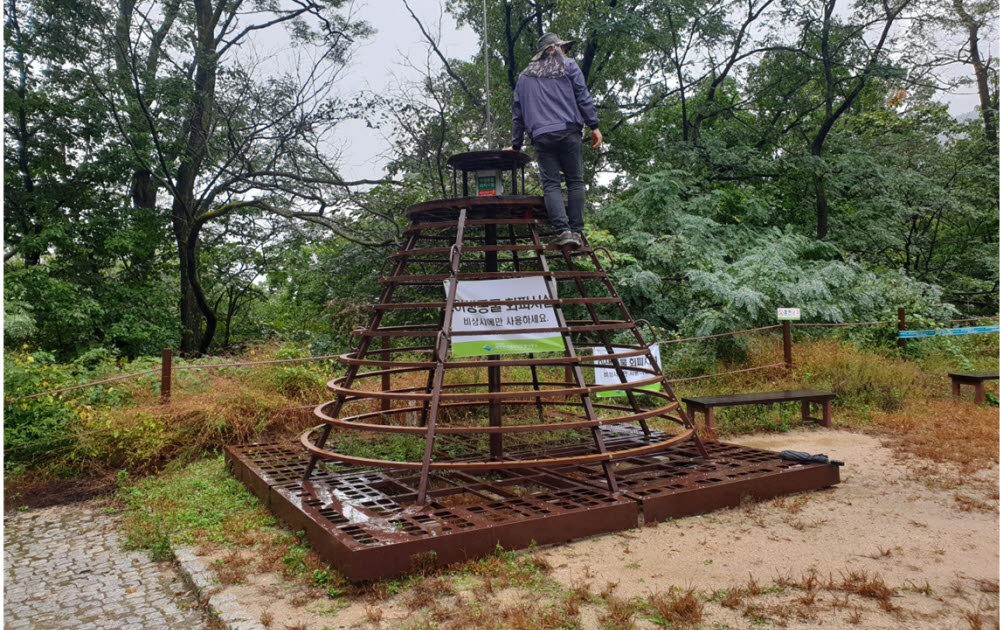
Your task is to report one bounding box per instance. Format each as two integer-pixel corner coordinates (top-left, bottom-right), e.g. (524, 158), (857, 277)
(847, 607), (864, 624)
(73, 372), (319, 474)
(974, 578), (1000, 594)
(404, 577), (455, 610)
(259, 611), (273, 627)
(871, 398), (999, 472)
(363, 604), (384, 624)
(706, 570), (918, 627)
(720, 589), (744, 608)
(598, 593), (639, 630)
(954, 492), (995, 512)
(834, 570), (898, 612)
(564, 577), (593, 616)
(215, 550), (253, 585)
(647, 587), (703, 627)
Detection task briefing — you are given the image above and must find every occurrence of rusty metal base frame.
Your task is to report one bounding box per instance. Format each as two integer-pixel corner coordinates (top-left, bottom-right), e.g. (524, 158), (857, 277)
(226, 426), (839, 582)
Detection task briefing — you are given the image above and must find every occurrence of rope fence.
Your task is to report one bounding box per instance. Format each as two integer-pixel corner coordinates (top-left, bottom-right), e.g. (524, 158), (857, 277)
(7, 354), (340, 403)
(6, 309), (998, 404)
(665, 362), (788, 384)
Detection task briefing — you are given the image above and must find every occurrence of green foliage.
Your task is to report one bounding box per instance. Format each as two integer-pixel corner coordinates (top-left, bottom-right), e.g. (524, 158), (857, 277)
(2, 349), (138, 473)
(3, 298), (36, 345)
(594, 168), (957, 364)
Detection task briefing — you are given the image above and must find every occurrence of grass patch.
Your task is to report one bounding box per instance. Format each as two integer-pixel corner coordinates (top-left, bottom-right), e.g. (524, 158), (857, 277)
(871, 398), (999, 472)
(118, 454), (276, 553)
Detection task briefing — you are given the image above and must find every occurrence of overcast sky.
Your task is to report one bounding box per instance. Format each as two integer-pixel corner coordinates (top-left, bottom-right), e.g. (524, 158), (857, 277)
(330, 1), (988, 182)
(332, 2), (478, 181)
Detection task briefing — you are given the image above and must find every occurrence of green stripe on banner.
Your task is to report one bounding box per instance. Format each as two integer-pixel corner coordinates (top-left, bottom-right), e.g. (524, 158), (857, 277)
(596, 383), (662, 398)
(451, 336), (566, 357)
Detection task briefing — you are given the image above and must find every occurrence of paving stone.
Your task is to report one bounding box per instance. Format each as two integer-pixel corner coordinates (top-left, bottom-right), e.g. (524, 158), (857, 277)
(3, 504), (206, 629)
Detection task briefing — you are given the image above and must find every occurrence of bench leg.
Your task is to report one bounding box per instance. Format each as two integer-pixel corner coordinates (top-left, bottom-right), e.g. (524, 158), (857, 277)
(686, 403), (701, 431)
(975, 382), (986, 405)
(821, 399), (832, 427)
(952, 379), (961, 398)
(801, 400), (811, 424)
(705, 406), (715, 432)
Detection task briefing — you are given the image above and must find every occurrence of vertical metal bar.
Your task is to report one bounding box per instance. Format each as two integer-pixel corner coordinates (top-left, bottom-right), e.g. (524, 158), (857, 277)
(782, 320), (793, 369)
(416, 208), (469, 505)
(419, 310), (445, 426)
(160, 348), (172, 404)
(529, 224), (619, 494)
(508, 224), (544, 422)
(380, 335), (391, 411)
(485, 222), (502, 459)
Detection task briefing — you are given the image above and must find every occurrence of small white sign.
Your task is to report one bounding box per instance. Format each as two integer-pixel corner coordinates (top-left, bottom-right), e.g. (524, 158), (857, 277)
(777, 308), (801, 321)
(592, 344), (662, 397)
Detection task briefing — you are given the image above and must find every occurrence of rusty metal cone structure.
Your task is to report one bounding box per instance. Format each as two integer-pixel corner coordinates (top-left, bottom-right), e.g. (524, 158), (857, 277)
(299, 151), (709, 507)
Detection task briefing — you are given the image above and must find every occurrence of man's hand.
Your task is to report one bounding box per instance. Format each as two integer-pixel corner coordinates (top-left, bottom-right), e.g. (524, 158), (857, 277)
(503, 146), (518, 152)
(590, 129), (603, 149)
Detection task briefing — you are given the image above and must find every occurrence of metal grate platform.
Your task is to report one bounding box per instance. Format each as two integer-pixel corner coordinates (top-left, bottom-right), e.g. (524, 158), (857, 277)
(226, 427), (839, 582)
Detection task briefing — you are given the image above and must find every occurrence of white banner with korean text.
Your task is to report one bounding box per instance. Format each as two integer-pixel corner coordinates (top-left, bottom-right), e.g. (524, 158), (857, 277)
(592, 344), (662, 397)
(445, 277), (566, 357)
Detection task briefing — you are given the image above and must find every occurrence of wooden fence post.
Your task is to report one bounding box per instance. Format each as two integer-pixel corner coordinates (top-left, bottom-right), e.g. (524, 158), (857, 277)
(897, 307), (906, 349)
(782, 320), (792, 371)
(161, 348), (172, 404)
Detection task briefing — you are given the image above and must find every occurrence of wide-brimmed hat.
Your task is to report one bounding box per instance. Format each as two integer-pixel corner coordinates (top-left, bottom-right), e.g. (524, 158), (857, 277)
(532, 32), (574, 60)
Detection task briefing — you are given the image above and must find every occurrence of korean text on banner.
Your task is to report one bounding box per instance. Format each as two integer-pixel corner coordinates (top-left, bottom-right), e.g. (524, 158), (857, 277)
(445, 277), (566, 357)
(592, 345), (662, 397)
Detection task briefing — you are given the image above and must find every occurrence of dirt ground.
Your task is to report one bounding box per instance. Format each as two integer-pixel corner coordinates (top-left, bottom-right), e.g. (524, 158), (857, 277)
(195, 428), (999, 630)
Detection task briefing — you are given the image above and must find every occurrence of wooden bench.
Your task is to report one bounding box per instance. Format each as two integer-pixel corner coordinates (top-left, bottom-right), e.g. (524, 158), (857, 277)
(948, 372), (999, 404)
(682, 389), (835, 431)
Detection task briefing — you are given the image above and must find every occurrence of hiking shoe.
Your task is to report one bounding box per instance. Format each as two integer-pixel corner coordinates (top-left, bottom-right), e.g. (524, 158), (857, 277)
(572, 231), (585, 247)
(549, 230), (577, 247)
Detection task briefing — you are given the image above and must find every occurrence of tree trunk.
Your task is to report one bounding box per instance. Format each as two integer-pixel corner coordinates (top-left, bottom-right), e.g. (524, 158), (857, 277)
(170, 0), (221, 355)
(953, 0), (998, 151)
(813, 172), (829, 240)
(172, 203), (202, 354)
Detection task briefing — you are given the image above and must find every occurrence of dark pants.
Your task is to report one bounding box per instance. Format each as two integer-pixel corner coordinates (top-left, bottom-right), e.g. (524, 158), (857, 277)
(533, 128), (584, 233)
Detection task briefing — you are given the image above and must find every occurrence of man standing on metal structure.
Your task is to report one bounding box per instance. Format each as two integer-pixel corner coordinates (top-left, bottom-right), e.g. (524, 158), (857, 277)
(505, 33), (603, 249)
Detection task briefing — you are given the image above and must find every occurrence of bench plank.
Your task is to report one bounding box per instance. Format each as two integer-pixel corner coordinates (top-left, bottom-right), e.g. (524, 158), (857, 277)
(947, 372), (999, 381)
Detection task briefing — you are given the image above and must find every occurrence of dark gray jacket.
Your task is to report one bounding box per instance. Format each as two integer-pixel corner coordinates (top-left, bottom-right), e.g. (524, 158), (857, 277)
(511, 56), (598, 151)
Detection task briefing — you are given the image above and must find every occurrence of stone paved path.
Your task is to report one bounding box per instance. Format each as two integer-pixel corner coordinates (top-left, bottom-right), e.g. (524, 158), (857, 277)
(4, 504), (207, 630)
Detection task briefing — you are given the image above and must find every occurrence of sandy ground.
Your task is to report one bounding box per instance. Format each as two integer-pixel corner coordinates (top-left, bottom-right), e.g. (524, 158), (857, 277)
(201, 429), (1000, 629)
